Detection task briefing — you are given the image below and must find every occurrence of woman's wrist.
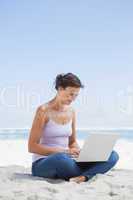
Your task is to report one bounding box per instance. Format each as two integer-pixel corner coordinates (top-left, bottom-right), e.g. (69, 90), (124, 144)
(63, 148), (69, 154)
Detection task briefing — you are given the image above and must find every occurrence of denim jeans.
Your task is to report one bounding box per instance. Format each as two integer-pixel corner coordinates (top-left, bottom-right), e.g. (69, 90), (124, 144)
(32, 150), (119, 181)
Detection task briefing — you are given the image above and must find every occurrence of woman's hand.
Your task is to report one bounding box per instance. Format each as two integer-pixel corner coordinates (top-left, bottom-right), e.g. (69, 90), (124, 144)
(65, 147), (81, 157)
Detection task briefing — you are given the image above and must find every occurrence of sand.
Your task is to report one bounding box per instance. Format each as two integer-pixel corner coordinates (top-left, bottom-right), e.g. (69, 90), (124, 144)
(0, 165), (133, 200)
(0, 138), (133, 199)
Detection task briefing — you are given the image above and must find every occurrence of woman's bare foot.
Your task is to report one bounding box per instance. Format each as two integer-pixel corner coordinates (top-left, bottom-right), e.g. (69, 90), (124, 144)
(69, 176), (87, 183)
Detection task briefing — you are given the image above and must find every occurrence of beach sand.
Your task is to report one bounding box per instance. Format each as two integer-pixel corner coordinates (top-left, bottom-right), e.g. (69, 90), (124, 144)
(0, 138), (133, 199)
(0, 165), (133, 200)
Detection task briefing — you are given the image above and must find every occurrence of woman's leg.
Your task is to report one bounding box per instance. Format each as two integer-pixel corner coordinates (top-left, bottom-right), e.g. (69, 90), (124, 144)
(80, 151), (119, 180)
(70, 151), (119, 183)
(32, 152), (82, 180)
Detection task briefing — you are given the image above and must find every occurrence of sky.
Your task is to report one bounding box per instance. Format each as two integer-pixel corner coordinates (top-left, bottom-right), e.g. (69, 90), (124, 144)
(0, 0), (133, 129)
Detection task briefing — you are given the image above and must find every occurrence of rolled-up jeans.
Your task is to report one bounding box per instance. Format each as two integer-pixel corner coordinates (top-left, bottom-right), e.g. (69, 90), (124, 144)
(32, 150), (119, 181)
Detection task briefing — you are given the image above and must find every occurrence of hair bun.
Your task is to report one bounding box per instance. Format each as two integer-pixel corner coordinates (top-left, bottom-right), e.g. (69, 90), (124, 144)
(56, 73), (64, 82)
(55, 73), (64, 90)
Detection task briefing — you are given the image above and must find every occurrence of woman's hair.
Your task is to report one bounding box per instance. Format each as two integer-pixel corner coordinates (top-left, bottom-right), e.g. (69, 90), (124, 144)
(54, 72), (84, 90)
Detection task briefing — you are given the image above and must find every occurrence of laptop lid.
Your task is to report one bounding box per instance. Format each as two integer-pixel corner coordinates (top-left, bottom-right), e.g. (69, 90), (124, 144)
(74, 133), (120, 162)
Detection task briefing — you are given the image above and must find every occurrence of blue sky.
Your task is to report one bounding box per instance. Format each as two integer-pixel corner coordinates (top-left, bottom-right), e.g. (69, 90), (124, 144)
(0, 0), (133, 128)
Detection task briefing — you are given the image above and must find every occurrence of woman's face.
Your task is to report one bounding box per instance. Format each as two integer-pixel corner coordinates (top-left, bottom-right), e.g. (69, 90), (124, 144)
(58, 86), (80, 105)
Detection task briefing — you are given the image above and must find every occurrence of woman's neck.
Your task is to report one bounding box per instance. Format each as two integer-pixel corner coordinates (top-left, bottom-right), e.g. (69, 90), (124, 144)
(49, 97), (68, 112)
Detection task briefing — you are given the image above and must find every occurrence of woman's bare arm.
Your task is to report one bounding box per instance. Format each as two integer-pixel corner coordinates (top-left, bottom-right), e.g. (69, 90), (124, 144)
(68, 109), (80, 149)
(28, 105), (66, 155)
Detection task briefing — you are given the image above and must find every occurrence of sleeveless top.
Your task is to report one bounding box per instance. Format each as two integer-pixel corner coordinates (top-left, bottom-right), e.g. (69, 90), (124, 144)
(32, 106), (73, 163)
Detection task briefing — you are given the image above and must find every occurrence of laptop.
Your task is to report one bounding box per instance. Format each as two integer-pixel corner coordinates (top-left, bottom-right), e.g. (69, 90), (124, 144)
(72, 133), (120, 162)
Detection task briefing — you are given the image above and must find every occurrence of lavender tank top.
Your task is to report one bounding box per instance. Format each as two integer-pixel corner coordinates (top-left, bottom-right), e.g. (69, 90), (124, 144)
(32, 116), (72, 163)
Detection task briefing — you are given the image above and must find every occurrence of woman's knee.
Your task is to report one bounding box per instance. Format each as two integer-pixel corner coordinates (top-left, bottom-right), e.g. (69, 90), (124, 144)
(109, 151), (119, 165)
(54, 152), (69, 158)
(54, 152), (72, 164)
(53, 152), (72, 162)
(54, 152), (81, 175)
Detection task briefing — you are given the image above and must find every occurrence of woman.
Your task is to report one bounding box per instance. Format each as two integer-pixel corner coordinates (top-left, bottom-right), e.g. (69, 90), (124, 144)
(28, 72), (119, 183)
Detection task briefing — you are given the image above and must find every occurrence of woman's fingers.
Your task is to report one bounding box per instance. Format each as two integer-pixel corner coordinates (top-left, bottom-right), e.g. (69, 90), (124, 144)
(71, 148), (80, 156)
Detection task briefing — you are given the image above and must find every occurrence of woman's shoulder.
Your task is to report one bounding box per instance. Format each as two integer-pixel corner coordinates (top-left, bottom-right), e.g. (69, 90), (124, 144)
(36, 103), (49, 116)
(35, 103), (50, 123)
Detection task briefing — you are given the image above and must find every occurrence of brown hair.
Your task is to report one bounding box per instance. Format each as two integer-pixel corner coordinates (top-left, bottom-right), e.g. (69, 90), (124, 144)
(54, 72), (84, 90)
